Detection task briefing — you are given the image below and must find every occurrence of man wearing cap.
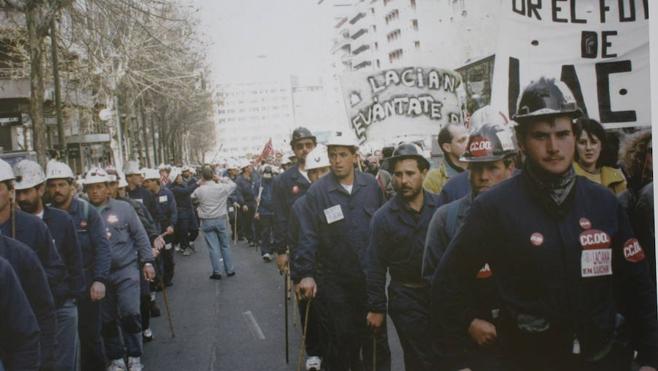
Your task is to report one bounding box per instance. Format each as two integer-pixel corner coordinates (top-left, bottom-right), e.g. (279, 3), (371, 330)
(13, 160), (85, 371)
(0, 256), (41, 371)
(46, 160), (112, 371)
(83, 167), (155, 371)
(422, 123), (518, 370)
(365, 143), (439, 371)
(431, 78), (658, 371)
(423, 123), (469, 194)
(0, 158), (66, 370)
(296, 131), (391, 371)
(288, 144), (332, 371)
(143, 168), (178, 287)
(236, 161), (258, 246)
(125, 161), (160, 231)
(255, 166), (275, 261)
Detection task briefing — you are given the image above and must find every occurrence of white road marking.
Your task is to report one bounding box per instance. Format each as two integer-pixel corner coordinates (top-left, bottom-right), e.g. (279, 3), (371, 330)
(242, 310), (266, 340)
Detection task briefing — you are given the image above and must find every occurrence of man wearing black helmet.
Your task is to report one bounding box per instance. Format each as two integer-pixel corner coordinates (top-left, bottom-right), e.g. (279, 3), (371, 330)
(366, 143), (440, 371)
(431, 78), (658, 371)
(423, 123), (518, 370)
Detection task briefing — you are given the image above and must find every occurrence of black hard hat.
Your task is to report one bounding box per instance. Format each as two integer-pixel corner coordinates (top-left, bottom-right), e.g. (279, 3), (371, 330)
(290, 127), (316, 146)
(461, 123), (518, 163)
(513, 77), (582, 122)
(388, 142), (430, 169)
(263, 165), (273, 174)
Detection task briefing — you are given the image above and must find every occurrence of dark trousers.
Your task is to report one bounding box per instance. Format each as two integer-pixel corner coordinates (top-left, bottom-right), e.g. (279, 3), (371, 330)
(297, 297), (323, 357)
(162, 234), (175, 285)
(317, 277), (391, 371)
(387, 282), (435, 371)
(175, 216), (193, 250)
(259, 214), (274, 255)
(140, 274), (151, 331)
(78, 290), (105, 371)
(239, 206), (256, 242)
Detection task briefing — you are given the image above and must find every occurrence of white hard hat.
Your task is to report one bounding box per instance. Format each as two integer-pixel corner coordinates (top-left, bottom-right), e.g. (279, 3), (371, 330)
(0, 158), (15, 183)
(82, 167), (110, 185)
(326, 131), (359, 148)
(143, 168), (160, 181)
(46, 160), (75, 180)
(124, 160), (141, 176)
(13, 160), (46, 190)
(305, 144), (330, 171)
(116, 170), (128, 188)
(240, 159), (251, 169)
(158, 163), (170, 171)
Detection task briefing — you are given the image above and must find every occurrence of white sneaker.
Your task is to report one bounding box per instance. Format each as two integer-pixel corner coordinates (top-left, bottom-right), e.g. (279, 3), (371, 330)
(262, 253), (273, 262)
(305, 356), (321, 371)
(107, 358), (127, 371)
(127, 357), (143, 371)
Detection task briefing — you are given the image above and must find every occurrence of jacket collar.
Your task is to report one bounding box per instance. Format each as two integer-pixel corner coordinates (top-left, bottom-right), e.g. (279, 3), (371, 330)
(390, 190), (439, 228)
(290, 165), (311, 186)
(326, 170), (368, 195)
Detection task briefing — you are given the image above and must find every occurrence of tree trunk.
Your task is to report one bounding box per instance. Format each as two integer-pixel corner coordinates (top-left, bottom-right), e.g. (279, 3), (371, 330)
(50, 16), (66, 156)
(26, 6), (48, 167)
(139, 100), (151, 167)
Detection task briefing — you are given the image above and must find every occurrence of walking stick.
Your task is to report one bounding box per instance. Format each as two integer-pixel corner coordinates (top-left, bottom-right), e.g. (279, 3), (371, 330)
(296, 298), (312, 371)
(373, 334), (377, 371)
(233, 207), (238, 244)
(159, 274), (176, 338)
(284, 271), (290, 364)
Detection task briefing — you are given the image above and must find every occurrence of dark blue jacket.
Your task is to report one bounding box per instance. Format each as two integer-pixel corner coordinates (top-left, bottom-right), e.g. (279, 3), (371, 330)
(0, 257), (40, 371)
(257, 178), (274, 216)
(367, 191), (440, 313)
(0, 209), (68, 306)
(169, 181), (198, 212)
(128, 185), (159, 230)
(151, 187), (178, 233)
(64, 197), (111, 288)
(289, 195), (306, 283)
(42, 206), (85, 301)
(437, 170), (470, 206)
(117, 197), (159, 243)
(0, 236), (54, 370)
(295, 171), (384, 282)
(272, 165), (311, 254)
(432, 172), (658, 368)
(236, 175), (257, 208)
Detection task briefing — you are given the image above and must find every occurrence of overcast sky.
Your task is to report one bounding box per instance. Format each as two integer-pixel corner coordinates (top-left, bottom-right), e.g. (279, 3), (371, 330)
(184, 0), (335, 85)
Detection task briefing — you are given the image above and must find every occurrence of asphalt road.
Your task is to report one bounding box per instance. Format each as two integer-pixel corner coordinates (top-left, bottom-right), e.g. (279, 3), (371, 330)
(142, 235), (403, 371)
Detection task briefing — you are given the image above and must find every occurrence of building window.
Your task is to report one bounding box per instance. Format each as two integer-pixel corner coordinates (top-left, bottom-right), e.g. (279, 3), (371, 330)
(372, 24), (377, 32)
(383, 0), (392, 5)
(386, 29), (401, 42)
(376, 59), (381, 68)
(411, 19), (418, 30)
(374, 42), (378, 50)
(410, 0), (416, 8)
(388, 48), (403, 63)
(414, 40), (420, 49)
(385, 9), (399, 24)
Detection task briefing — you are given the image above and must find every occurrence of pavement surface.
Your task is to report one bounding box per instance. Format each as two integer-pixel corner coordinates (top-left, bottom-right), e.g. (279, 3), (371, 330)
(142, 235), (403, 371)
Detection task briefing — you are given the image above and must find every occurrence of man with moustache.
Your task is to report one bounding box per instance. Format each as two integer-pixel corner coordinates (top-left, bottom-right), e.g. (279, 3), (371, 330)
(13, 160), (84, 371)
(431, 78), (658, 371)
(366, 143), (440, 371)
(46, 160), (112, 371)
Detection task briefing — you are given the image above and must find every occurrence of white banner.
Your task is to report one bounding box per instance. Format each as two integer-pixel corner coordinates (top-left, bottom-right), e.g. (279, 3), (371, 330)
(340, 67), (465, 146)
(491, 0), (650, 129)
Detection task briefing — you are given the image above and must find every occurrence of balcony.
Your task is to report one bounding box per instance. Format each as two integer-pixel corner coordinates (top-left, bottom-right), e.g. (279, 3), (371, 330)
(352, 44), (370, 56)
(351, 28), (367, 40)
(349, 12), (366, 25)
(353, 60), (372, 70)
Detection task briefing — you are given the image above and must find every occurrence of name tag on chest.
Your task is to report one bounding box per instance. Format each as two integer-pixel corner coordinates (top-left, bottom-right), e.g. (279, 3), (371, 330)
(581, 249), (612, 278)
(324, 205), (344, 224)
(159, 195), (168, 203)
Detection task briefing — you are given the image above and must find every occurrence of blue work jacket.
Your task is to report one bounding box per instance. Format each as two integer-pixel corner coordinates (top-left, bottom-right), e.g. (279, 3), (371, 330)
(272, 165), (311, 254)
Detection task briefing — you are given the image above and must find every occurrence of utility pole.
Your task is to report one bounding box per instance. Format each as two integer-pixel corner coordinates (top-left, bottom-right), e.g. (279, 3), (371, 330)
(25, 6), (48, 167)
(50, 16), (66, 158)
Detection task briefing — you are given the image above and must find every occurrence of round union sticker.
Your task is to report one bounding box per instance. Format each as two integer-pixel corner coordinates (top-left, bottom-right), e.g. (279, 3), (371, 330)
(579, 217), (592, 230)
(292, 185), (300, 195)
(80, 220), (87, 229)
(530, 232), (544, 246)
(623, 238), (645, 263)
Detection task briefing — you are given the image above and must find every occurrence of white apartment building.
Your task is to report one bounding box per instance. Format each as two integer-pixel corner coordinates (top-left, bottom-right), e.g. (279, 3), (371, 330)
(215, 81), (295, 159)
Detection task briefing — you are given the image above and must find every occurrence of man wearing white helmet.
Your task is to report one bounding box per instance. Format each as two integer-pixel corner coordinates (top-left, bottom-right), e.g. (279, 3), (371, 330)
(143, 168), (178, 287)
(0, 158), (66, 370)
(295, 131), (391, 371)
(14, 160), (85, 371)
(125, 161), (159, 231)
(46, 159), (112, 371)
(83, 167), (155, 371)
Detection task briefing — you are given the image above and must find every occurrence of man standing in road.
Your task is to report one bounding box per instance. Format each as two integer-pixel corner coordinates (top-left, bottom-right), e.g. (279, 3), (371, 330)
(431, 78), (658, 371)
(366, 143), (439, 371)
(191, 166), (237, 280)
(423, 122), (468, 194)
(296, 131), (391, 371)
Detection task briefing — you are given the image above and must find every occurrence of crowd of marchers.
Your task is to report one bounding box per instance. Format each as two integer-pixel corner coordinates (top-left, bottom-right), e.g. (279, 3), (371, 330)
(0, 76), (656, 371)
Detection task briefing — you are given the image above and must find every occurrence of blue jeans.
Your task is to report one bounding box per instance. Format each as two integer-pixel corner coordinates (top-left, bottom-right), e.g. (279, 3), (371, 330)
(200, 216), (235, 275)
(55, 299), (79, 371)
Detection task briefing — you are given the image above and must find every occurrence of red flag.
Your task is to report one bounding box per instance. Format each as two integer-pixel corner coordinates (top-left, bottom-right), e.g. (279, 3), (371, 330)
(258, 138), (273, 162)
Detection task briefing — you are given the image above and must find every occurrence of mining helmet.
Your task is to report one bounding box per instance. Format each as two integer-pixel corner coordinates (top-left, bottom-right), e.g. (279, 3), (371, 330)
(0, 159), (15, 183)
(388, 143), (430, 170)
(82, 167), (110, 185)
(142, 168), (160, 181)
(305, 144), (330, 171)
(13, 160), (46, 190)
(46, 160), (75, 180)
(326, 131), (359, 149)
(290, 127), (316, 146)
(124, 160), (142, 176)
(461, 123), (518, 163)
(513, 77), (582, 122)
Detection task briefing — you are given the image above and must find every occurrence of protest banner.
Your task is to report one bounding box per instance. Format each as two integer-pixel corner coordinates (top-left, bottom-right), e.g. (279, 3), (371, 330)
(490, 0), (650, 129)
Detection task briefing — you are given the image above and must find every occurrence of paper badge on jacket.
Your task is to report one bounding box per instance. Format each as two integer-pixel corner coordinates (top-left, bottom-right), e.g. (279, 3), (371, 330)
(324, 205), (344, 224)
